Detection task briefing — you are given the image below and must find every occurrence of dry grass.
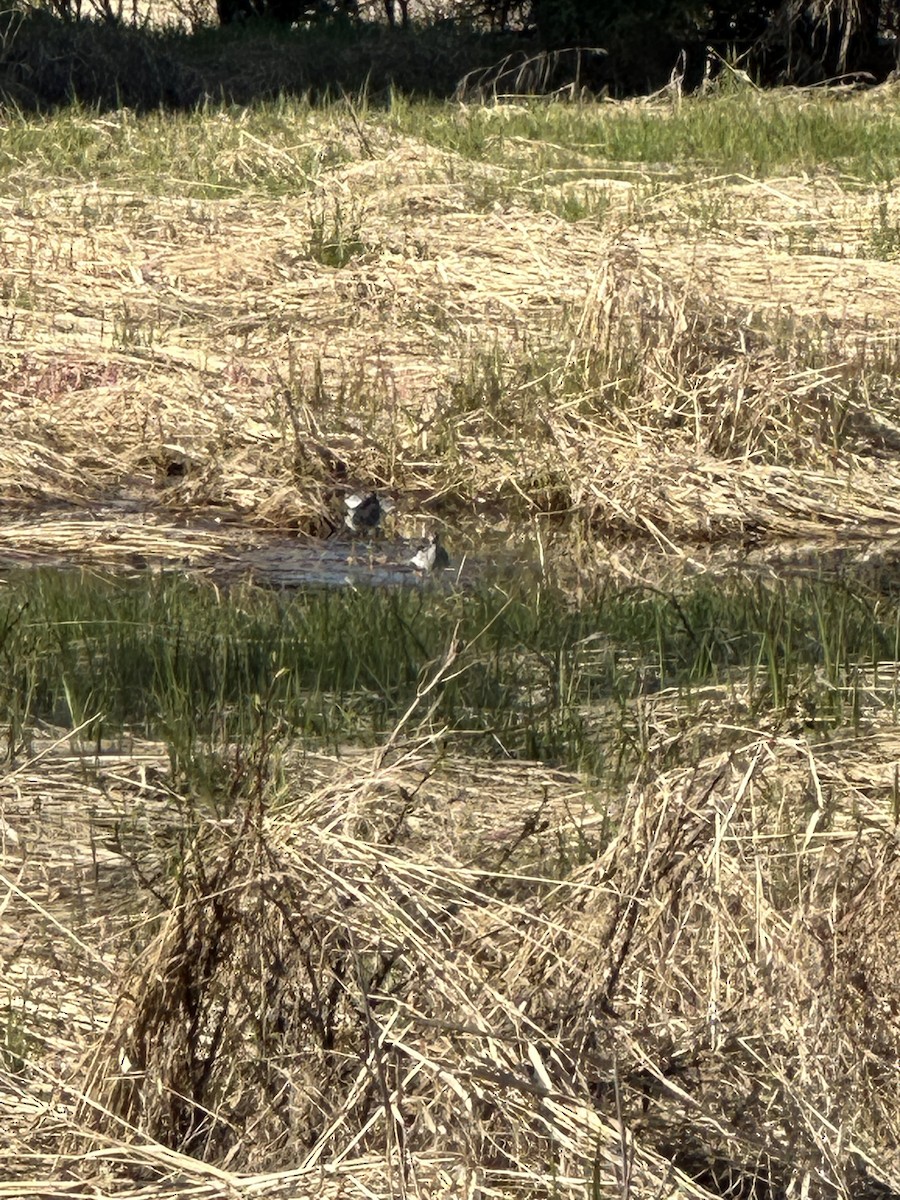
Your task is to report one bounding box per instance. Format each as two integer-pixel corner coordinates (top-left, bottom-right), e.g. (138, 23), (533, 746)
(5, 92), (900, 1198)
(3, 105), (900, 565)
(4, 700), (900, 1196)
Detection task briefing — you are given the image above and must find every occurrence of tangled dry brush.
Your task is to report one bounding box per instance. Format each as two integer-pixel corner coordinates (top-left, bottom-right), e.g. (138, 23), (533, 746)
(3, 702), (900, 1198)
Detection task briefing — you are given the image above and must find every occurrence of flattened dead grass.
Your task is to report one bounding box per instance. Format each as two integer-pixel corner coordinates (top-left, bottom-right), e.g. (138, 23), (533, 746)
(4, 710), (900, 1196)
(2, 113), (900, 564)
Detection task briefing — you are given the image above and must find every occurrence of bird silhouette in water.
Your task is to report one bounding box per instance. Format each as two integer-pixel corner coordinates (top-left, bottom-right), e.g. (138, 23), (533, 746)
(410, 531), (450, 573)
(344, 491), (394, 534)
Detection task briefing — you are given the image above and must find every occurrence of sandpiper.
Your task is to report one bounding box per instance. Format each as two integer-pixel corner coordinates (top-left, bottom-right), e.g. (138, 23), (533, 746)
(410, 531), (450, 573)
(344, 491), (394, 534)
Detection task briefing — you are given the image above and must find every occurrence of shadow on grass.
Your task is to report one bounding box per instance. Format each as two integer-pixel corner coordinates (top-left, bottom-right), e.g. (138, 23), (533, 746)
(0, 10), (542, 111)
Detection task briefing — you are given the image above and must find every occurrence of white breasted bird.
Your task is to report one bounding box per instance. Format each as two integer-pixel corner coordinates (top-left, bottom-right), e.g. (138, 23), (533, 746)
(410, 531), (450, 573)
(344, 491), (394, 534)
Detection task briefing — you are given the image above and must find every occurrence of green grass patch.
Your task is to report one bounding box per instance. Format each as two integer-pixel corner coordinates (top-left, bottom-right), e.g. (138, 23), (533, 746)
(306, 198), (369, 266)
(3, 85), (900, 200)
(861, 192), (900, 260)
(0, 567), (897, 786)
(0, 99), (341, 198)
(389, 89), (900, 184)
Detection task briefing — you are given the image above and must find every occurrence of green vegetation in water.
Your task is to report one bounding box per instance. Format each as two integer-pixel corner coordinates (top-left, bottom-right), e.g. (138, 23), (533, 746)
(0, 567), (897, 790)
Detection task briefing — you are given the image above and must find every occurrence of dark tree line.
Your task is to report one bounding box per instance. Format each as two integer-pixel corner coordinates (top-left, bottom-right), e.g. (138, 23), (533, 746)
(527, 0), (898, 88)
(216, 0), (899, 89)
(9, 0), (892, 103)
(503, 0), (897, 85)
